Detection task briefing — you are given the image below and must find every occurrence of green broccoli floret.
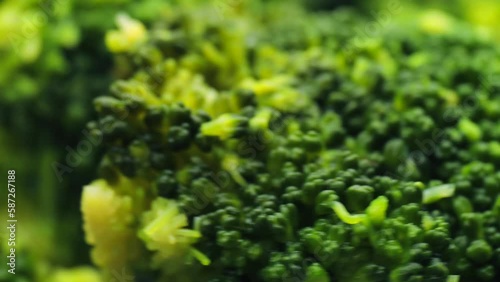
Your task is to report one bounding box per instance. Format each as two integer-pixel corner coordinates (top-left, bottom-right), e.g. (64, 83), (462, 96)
(80, 1), (500, 282)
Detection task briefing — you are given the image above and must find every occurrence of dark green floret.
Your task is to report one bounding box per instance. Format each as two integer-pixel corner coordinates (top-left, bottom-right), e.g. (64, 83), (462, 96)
(81, 1), (500, 282)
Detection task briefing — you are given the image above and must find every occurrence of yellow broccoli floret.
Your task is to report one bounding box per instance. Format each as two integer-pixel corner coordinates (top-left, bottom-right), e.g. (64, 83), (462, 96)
(106, 13), (147, 53)
(81, 179), (139, 272)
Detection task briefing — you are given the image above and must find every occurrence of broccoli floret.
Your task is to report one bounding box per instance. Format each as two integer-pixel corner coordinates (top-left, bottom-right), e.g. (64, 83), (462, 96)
(80, 2), (500, 282)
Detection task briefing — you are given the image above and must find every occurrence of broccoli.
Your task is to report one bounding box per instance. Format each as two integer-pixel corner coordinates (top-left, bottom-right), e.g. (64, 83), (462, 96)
(81, 1), (500, 281)
(0, 1), (170, 280)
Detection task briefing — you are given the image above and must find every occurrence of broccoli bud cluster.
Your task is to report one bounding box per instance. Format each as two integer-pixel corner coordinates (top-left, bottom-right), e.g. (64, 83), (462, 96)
(81, 1), (500, 281)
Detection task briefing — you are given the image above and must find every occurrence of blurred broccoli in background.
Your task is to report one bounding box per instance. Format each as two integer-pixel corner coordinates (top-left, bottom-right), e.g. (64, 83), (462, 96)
(4, 0), (500, 281)
(0, 0), (167, 281)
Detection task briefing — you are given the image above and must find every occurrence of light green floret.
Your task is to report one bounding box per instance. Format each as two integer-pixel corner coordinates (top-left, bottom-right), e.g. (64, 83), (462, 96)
(332, 201), (365, 224)
(332, 196), (389, 225)
(249, 108), (273, 130)
(458, 118), (482, 142)
(200, 113), (247, 140)
(422, 184), (456, 204)
(365, 196), (389, 225)
(139, 198), (210, 267)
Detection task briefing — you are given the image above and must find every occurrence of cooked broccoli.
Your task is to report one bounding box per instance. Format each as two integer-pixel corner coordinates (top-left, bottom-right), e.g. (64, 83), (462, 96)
(81, 1), (500, 281)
